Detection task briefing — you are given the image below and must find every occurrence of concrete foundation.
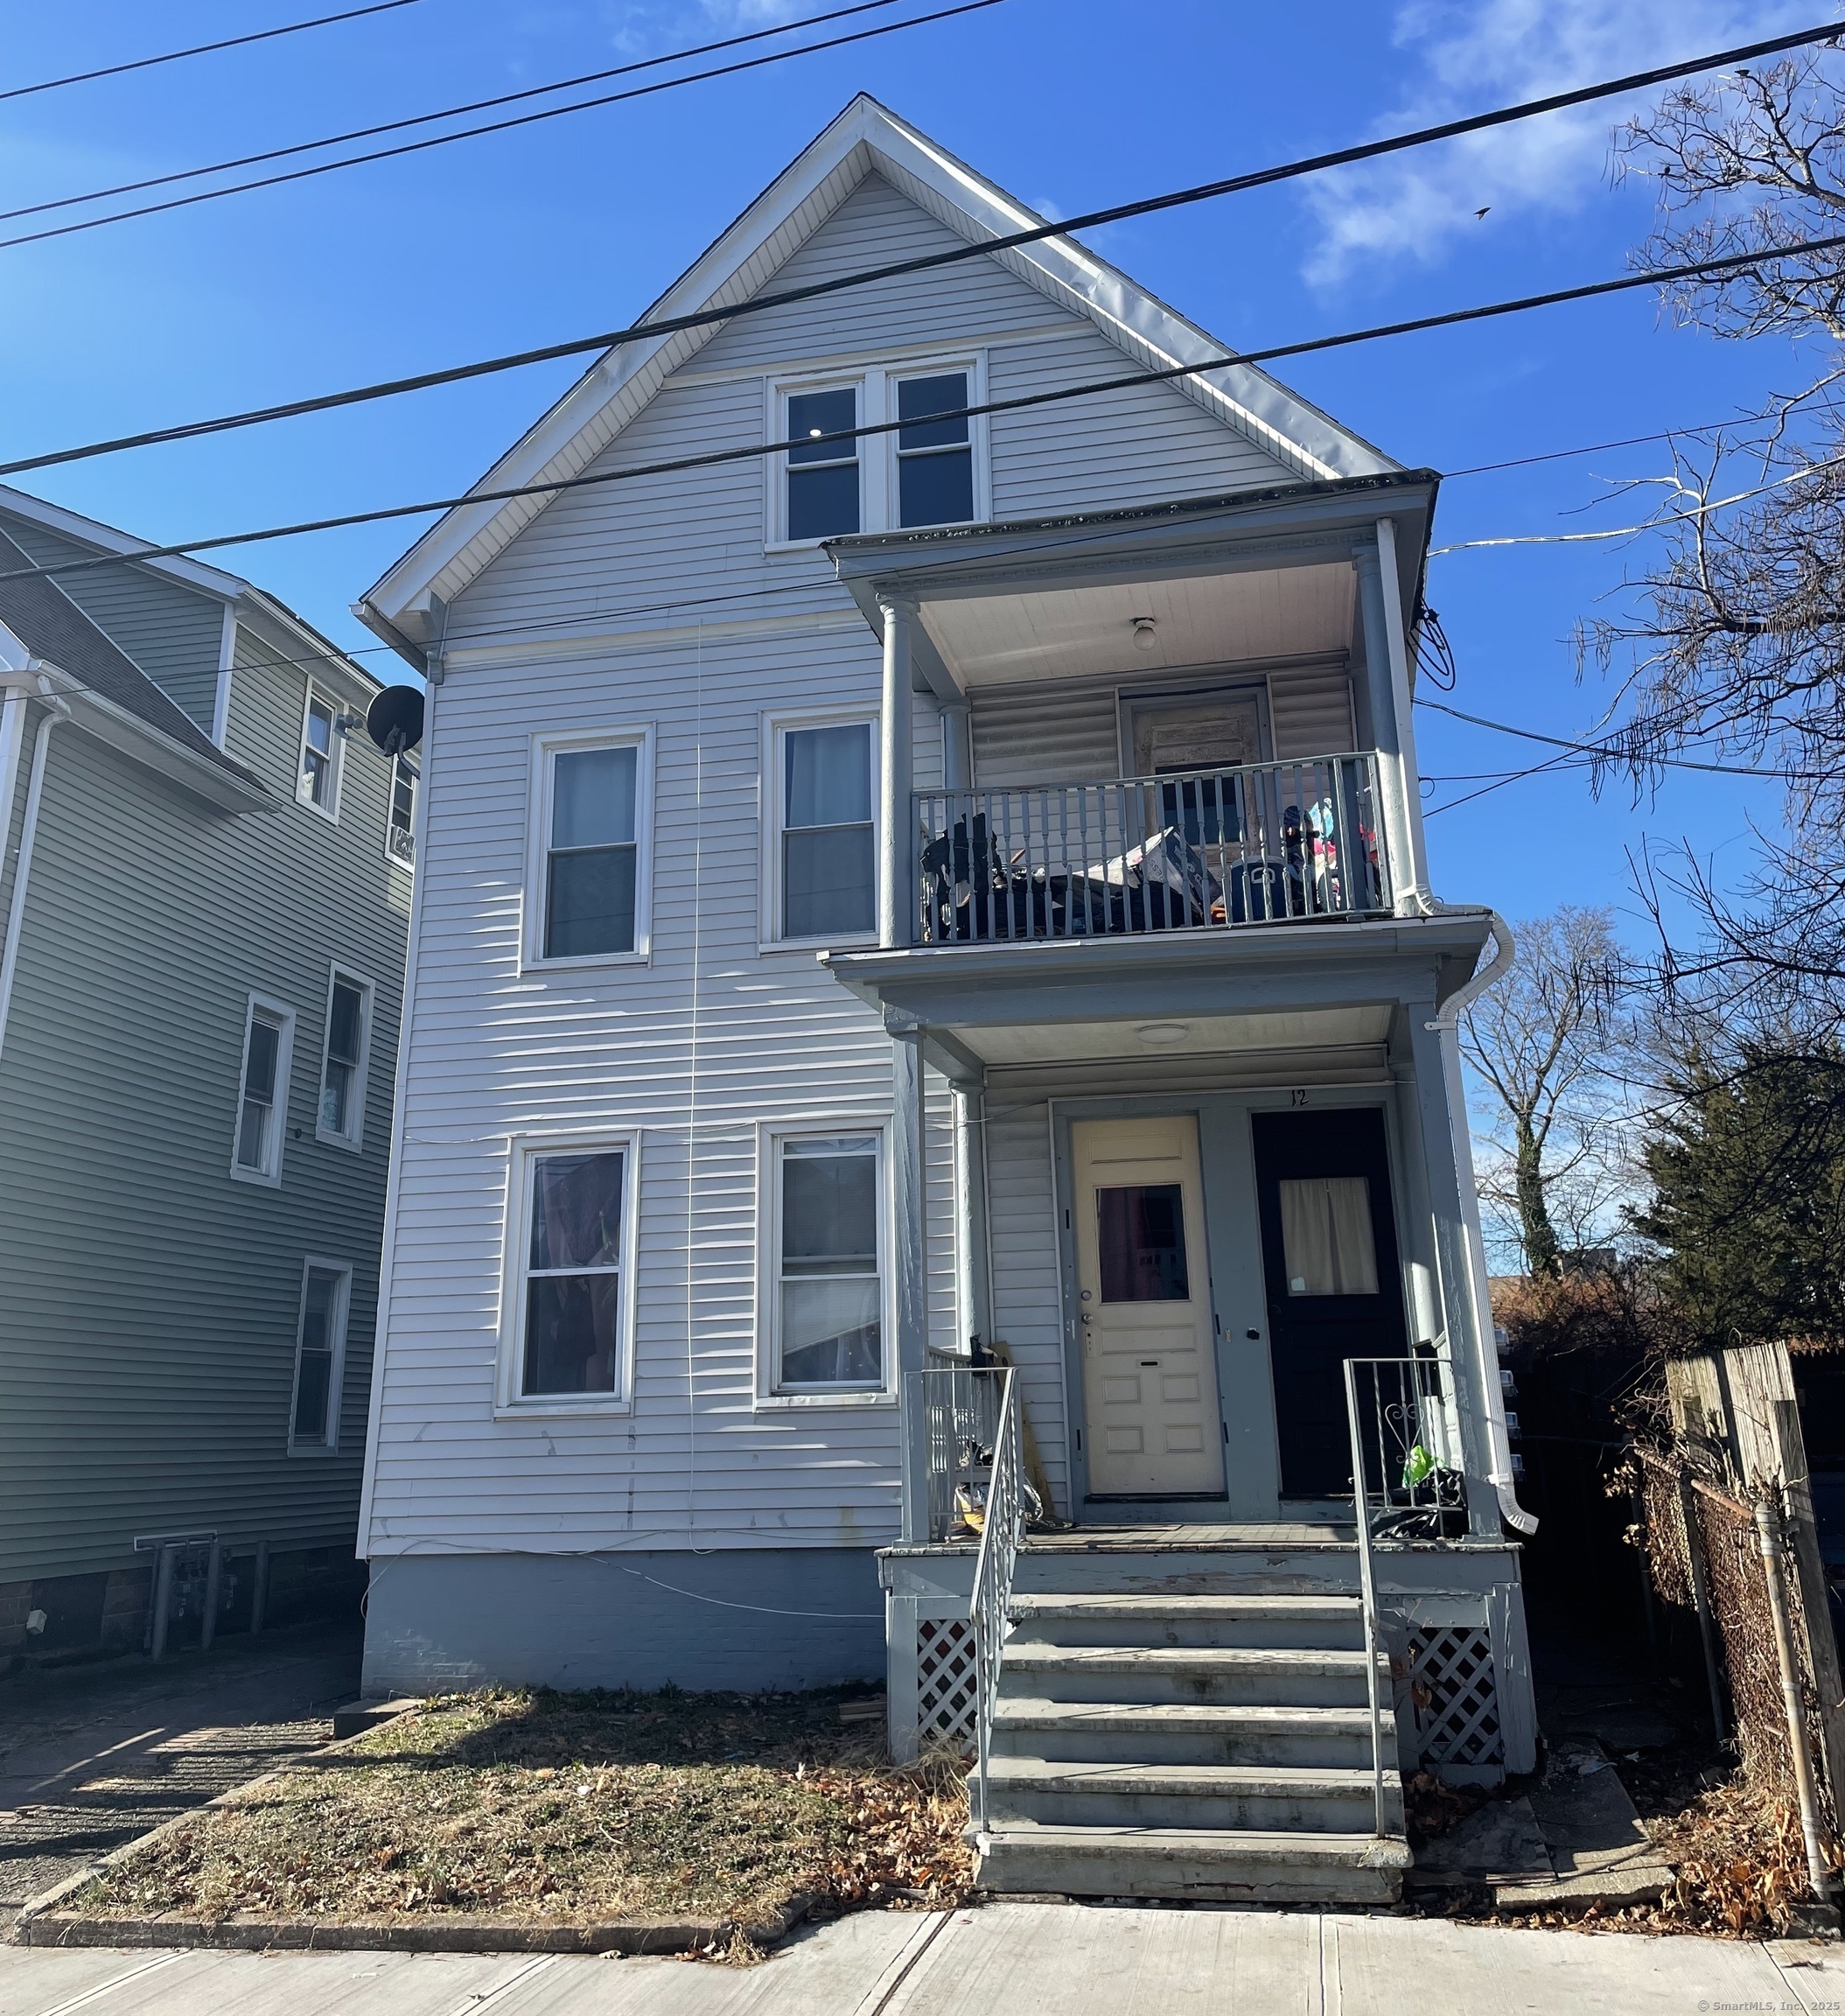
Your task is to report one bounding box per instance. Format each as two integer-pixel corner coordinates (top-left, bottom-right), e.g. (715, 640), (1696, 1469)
(360, 1548), (886, 1698)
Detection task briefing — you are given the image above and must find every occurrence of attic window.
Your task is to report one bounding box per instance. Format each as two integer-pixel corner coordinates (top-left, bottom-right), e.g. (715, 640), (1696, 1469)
(785, 387), (859, 542)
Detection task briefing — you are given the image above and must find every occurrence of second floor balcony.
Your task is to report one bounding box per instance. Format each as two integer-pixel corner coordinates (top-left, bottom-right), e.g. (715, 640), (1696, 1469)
(915, 751), (1387, 947)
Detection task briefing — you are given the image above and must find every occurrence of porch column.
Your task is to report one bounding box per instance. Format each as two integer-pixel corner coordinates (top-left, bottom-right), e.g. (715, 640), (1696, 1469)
(954, 1082), (993, 1348)
(1374, 517), (1436, 903)
(1406, 1008), (1501, 1535)
(878, 593), (918, 948)
(889, 1015), (931, 1542)
(1353, 536), (1422, 915)
(942, 702), (972, 792)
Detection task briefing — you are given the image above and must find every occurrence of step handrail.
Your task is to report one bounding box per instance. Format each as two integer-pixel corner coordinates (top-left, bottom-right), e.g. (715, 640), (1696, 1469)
(1343, 1356), (1391, 1841)
(969, 1365), (1024, 1836)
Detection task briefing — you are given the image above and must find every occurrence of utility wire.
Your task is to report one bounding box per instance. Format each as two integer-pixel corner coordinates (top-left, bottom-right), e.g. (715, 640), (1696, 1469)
(1416, 696), (1821, 779)
(8, 227), (1845, 587)
(0, 0), (429, 102)
(0, 0), (1008, 255)
(3, 18), (1839, 476)
(0, 0), (912, 228)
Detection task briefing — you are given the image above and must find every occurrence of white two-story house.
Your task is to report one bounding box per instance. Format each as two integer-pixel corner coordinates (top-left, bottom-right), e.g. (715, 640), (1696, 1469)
(353, 97), (1536, 1904)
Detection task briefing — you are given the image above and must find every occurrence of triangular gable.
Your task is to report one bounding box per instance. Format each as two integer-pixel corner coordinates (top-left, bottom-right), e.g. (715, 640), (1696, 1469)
(359, 95), (1401, 648)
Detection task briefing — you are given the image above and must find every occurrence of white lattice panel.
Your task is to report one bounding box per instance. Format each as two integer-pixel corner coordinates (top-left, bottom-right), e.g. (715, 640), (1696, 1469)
(1408, 1626), (1504, 1768)
(915, 1615), (977, 1747)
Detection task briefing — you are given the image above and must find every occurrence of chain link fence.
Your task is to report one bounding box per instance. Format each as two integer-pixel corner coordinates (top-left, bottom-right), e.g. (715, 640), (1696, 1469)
(1630, 1446), (1835, 1830)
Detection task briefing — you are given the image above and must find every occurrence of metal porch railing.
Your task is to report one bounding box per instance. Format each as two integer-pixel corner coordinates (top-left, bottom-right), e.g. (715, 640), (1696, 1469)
(968, 1366), (1024, 1833)
(915, 752), (1387, 946)
(1342, 1349), (1464, 1838)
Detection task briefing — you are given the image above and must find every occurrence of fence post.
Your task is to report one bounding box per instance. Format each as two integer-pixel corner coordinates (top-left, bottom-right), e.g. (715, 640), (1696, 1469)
(1678, 1471), (1727, 1741)
(1756, 1495), (1833, 1905)
(199, 1539), (223, 1653)
(148, 1544), (178, 1662)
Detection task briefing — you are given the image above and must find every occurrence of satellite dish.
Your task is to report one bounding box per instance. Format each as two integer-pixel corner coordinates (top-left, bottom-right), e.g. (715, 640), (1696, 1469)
(366, 685), (425, 757)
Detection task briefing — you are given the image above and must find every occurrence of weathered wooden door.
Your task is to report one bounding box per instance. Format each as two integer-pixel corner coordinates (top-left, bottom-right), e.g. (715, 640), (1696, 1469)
(1073, 1116), (1224, 1497)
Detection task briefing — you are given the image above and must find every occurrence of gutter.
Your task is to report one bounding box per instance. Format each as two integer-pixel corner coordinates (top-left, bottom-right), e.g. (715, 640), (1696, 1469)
(1426, 906), (1536, 1535)
(0, 690), (71, 1072)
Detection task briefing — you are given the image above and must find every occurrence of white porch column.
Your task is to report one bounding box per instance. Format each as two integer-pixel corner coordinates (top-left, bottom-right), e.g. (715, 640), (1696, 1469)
(1374, 516), (1436, 903)
(954, 1082), (992, 1348)
(889, 1017), (931, 1542)
(1352, 536), (1423, 915)
(942, 701), (972, 791)
(1406, 1008), (1501, 1536)
(878, 594), (917, 948)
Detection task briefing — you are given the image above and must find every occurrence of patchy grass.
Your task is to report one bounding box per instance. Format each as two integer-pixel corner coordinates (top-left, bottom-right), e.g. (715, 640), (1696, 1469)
(73, 1687), (973, 1932)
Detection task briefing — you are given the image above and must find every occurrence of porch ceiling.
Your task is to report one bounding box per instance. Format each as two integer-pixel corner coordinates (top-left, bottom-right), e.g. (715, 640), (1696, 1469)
(965, 1004), (1391, 1065)
(919, 561), (1355, 689)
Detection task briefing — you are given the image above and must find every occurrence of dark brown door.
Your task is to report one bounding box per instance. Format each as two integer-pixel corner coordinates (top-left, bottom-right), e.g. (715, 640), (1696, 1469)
(1253, 1109), (1409, 1499)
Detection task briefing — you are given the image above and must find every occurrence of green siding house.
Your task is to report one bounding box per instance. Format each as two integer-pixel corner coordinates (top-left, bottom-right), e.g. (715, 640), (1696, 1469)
(0, 485), (410, 1661)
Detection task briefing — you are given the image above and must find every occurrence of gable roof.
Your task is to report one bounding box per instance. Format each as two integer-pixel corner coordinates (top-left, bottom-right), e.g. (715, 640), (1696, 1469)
(0, 526), (266, 806)
(357, 94), (1401, 655)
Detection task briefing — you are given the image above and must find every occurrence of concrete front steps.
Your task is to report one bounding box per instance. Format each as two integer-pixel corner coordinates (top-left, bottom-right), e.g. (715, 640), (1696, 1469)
(973, 1583), (1411, 1904)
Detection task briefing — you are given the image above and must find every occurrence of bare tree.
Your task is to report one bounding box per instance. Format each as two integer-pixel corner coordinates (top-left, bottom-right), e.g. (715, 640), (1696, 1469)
(1460, 907), (1635, 1277)
(1580, 51), (1845, 1034)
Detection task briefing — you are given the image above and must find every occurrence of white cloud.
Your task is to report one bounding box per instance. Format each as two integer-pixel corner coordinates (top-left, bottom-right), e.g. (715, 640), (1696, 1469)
(1300, 0), (1810, 290)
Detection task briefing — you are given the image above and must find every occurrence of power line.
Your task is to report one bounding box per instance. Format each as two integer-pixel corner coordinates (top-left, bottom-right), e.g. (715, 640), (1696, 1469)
(3, 18), (1839, 477)
(0, 0), (1009, 255)
(1417, 696), (1817, 779)
(0, 0), (429, 103)
(8, 227), (1845, 587)
(0, 0), (915, 229)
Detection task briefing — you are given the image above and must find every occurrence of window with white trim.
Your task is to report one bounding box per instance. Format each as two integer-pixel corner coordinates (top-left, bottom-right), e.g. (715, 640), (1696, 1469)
(770, 1130), (885, 1393)
(231, 996), (294, 1185)
(316, 968), (373, 1150)
(290, 1260), (351, 1452)
(528, 732), (652, 965)
(515, 1146), (630, 1400)
(386, 752), (417, 868)
(297, 685), (341, 816)
(895, 370), (974, 528)
(774, 719), (875, 942)
(784, 384), (860, 542)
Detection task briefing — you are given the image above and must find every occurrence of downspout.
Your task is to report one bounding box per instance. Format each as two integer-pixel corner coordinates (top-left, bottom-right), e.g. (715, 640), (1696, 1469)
(0, 693), (70, 1073)
(1426, 907), (1536, 1533)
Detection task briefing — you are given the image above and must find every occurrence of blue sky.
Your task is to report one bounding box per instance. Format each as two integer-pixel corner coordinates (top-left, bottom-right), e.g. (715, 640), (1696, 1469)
(0, 0), (1825, 939)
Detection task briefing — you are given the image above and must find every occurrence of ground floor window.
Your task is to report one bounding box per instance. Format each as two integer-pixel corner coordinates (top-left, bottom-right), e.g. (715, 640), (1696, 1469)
(290, 1261), (351, 1452)
(770, 1130), (884, 1392)
(514, 1143), (632, 1401)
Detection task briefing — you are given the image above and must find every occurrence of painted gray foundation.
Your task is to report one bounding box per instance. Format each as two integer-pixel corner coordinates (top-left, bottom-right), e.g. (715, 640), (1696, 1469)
(360, 1549), (884, 1698)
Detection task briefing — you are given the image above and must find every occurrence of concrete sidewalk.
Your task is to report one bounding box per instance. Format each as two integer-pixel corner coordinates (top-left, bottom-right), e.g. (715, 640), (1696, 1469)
(0, 1903), (1839, 2013)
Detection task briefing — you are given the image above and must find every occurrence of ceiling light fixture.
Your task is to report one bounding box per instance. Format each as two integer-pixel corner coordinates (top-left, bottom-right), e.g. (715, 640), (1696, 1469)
(1135, 1022), (1189, 1047)
(1131, 615), (1158, 653)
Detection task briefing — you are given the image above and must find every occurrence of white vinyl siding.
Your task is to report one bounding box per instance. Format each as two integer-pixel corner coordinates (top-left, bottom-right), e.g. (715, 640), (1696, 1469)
(231, 994), (295, 1186)
(290, 1259), (352, 1454)
(316, 966), (374, 1151)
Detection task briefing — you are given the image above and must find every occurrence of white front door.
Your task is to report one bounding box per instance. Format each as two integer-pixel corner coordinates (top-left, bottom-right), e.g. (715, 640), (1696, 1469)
(1073, 1115), (1225, 1496)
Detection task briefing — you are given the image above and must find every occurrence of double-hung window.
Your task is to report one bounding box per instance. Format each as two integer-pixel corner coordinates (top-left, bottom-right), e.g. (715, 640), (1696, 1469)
(290, 1260), (351, 1452)
(298, 686), (340, 816)
(317, 968), (373, 1149)
(776, 720), (875, 942)
(387, 752), (417, 867)
(783, 386), (860, 542)
(895, 371), (974, 528)
(511, 1144), (633, 1404)
(231, 996), (294, 1185)
(770, 1131), (884, 1393)
(528, 732), (652, 965)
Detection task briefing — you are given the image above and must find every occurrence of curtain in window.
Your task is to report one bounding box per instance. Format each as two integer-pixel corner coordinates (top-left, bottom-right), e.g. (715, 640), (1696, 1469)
(1278, 1175), (1379, 1296)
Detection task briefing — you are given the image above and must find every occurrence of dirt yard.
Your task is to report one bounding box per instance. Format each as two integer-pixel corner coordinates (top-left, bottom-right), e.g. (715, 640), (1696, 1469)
(70, 1686), (973, 1933)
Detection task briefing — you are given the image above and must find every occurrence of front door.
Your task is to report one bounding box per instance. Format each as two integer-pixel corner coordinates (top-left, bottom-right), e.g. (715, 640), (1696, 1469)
(1073, 1116), (1225, 1498)
(1253, 1108), (1410, 1500)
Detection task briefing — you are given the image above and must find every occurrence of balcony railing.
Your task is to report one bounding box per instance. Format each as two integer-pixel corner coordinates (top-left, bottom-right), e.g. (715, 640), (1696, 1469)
(915, 752), (1388, 946)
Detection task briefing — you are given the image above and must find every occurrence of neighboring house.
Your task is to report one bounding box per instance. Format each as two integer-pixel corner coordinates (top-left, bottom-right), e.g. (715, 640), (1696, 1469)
(0, 485), (411, 1661)
(353, 98), (1536, 1902)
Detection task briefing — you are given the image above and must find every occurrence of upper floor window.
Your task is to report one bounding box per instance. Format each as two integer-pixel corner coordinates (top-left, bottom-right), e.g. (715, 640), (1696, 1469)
(526, 731), (653, 967)
(896, 371), (973, 528)
(290, 1260), (351, 1453)
(785, 385), (860, 542)
(297, 685), (342, 817)
(317, 967), (373, 1151)
(231, 994), (295, 1186)
(387, 752), (417, 869)
(776, 719), (875, 942)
